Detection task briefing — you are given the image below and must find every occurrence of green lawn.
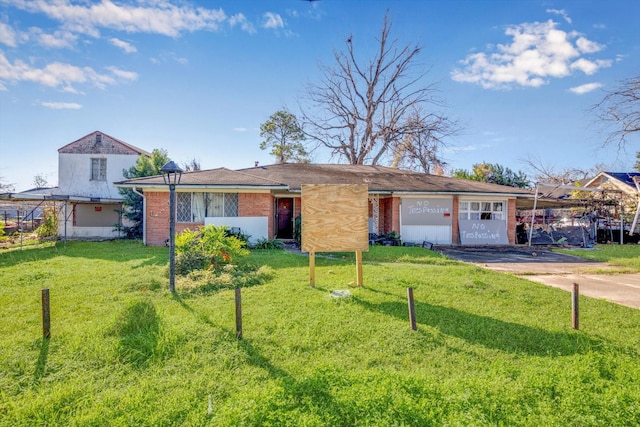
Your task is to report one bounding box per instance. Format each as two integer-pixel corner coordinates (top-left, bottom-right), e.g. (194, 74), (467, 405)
(1, 241), (640, 426)
(557, 244), (640, 272)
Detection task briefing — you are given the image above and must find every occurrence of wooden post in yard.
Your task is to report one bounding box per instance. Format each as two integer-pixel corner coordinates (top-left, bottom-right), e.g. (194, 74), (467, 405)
(355, 251), (363, 287)
(572, 282), (579, 330)
(309, 252), (316, 288)
(407, 287), (417, 331)
(42, 289), (51, 339)
(235, 288), (242, 340)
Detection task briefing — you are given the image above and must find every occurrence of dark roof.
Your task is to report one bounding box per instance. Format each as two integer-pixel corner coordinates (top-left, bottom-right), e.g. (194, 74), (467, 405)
(115, 163), (534, 197)
(114, 167), (287, 188)
(236, 163), (533, 195)
(603, 172), (640, 188)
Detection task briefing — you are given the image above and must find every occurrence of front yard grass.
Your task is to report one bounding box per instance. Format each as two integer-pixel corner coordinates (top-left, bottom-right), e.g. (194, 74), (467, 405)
(557, 243), (640, 272)
(1, 241), (640, 426)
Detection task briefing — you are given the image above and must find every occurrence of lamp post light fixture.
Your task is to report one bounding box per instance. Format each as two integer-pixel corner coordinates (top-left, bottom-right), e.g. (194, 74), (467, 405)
(160, 160), (183, 293)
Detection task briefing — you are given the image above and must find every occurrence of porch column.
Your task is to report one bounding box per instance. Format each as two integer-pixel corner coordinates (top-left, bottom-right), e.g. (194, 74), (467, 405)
(369, 196), (379, 233)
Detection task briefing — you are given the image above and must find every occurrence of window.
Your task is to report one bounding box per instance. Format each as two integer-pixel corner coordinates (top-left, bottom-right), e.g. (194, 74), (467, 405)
(459, 200), (504, 220)
(90, 158), (107, 181)
(177, 192), (239, 222)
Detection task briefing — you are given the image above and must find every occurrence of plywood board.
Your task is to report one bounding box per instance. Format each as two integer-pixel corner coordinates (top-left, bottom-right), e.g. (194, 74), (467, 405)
(301, 184), (369, 253)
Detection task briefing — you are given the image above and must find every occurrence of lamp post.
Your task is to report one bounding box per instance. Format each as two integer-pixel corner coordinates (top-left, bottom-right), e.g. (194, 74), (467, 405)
(160, 161), (183, 293)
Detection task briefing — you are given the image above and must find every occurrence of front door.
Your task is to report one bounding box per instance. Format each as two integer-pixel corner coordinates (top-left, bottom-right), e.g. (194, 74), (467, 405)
(276, 198), (294, 239)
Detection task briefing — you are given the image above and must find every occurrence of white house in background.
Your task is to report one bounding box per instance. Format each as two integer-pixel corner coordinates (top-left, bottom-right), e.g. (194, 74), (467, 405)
(0, 131), (149, 240)
(54, 131), (149, 239)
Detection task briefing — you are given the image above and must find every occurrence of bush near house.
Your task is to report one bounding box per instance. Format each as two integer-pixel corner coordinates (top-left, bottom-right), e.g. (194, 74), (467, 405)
(174, 224), (249, 275)
(34, 207), (58, 239)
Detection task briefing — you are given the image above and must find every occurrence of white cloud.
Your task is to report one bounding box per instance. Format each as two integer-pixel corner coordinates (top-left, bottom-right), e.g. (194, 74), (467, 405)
(105, 66), (137, 81)
(263, 12), (284, 30)
(452, 20), (612, 89)
(40, 101), (82, 109)
(0, 51), (135, 91)
(110, 37), (137, 53)
(149, 52), (188, 65)
(31, 28), (77, 49)
(234, 127), (248, 132)
(546, 9), (572, 24)
(7, 0), (228, 37)
(445, 144), (478, 153)
(576, 36), (603, 53)
(570, 58), (612, 75)
(229, 13), (256, 34)
(569, 82), (602, 94)
(0, 23), (17, 47)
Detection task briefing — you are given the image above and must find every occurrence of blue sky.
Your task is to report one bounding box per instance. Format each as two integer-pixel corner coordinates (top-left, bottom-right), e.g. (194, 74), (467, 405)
(1, 0), (638, 192)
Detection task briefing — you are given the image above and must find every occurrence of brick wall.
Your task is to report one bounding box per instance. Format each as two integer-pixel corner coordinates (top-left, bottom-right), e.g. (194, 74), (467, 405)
(451, 196), (459, 244)
(239, 193), (274, 236)
(145, 191), (170, 246)
(391, 197), (401, 233)
(145, 191), (275, 246)
(507, 198), (516, 244)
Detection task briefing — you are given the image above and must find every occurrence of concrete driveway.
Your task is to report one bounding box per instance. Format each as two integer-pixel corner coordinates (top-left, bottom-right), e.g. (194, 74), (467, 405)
(437, 246), (640, 309)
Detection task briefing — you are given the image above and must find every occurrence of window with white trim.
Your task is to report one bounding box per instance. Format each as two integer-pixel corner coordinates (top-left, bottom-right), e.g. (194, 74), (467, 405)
(90, 158), (107, 181)
(458, 201), (504, 220)
(177, 192), (239, 222)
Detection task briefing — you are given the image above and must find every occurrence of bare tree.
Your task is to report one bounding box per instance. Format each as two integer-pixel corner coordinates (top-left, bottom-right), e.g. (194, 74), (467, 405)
(300, 12), (448, 166)
(33, 173), (48, 189)
(0, 175), (14, 193)
(592, 74), (640, 148)
(390, 108), (459, 174)
(182, 158), (201, 172)
(522, 154), (608, 185)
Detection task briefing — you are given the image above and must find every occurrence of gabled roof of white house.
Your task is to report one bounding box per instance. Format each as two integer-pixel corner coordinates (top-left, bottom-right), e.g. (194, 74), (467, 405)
(585, 171), (640, 195)
(58, 131), (150, 156)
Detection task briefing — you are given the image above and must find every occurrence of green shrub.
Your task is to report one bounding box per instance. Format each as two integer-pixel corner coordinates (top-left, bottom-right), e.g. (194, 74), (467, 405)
(225, 227), (250, 244)
(174, 225), (249, 273)
(293, 214), (301, 246)
(0, 219), (5, 237)
(252, 237), (284, 250)
(175, 250), (209, 275)
(35, 207), (58, 238)
(177, 264), (274, 295)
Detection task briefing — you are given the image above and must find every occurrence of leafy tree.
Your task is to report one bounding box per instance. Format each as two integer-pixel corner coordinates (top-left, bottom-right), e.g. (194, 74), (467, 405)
(635, 152), (640, 172)
(592, 74), (640, 148)
(260, 110), (308, 163)
(452, 162), (531, 188)
(118, 149), (170, 238)
(301, 12), (453, 166)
